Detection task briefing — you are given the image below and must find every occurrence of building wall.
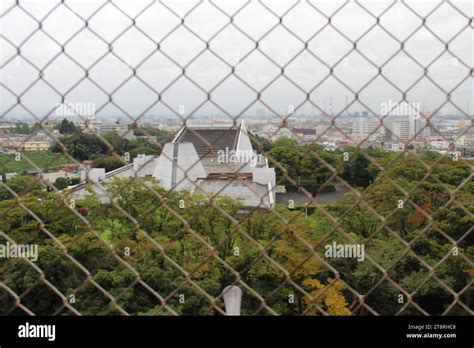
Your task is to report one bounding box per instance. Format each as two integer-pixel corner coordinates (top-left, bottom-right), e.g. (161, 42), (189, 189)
(153, 143), (207, 191)
(385, 116), (430, 142)
(351, 118), (380, 139)
(23, 141), (50, 151)
(235, 121), (255, 163)
(80, 168), (106, 182)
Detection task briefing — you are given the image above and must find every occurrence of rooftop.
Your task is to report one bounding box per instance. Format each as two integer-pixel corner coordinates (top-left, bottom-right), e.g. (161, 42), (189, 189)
(175, 125), (240, 158)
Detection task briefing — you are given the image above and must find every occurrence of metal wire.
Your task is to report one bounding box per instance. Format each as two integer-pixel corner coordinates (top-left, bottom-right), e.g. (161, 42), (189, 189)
(0, 0), (472, 316)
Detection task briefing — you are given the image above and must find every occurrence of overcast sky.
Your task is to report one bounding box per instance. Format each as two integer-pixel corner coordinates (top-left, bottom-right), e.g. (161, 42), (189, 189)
(1, 0), (472, 123)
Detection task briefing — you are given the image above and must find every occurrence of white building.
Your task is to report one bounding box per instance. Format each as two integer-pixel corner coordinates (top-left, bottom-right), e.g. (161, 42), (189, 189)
(379, 101), (431, 143)
(430, 140), (450, 150)
(82, 122), (134, 139)
(67, 121), (276, 209)
(385, 116), (430, 142)
(351, 117), (380, 139)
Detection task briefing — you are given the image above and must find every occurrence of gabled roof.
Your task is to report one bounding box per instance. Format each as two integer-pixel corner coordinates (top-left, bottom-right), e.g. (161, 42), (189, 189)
(174, 124), (240, 158)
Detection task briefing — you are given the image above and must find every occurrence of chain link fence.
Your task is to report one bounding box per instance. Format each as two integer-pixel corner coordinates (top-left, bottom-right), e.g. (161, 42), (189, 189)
(0, 0), (472, 316)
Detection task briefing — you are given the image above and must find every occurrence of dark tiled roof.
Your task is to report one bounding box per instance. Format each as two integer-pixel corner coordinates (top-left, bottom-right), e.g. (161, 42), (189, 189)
(176, 127), (239, 157)
(292, 128), (316, 135)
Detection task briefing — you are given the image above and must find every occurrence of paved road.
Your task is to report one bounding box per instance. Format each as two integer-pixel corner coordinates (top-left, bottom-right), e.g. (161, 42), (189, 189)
(276, 185), (349, 205)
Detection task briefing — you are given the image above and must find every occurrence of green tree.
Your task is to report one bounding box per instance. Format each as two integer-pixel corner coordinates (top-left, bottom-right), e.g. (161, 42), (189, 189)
(14, 122), (31, 134)
(0, 176), (43, 200)
(58, 119), (78, 135)
(62, 133), (108, 161)
(341, 152), (378, 188)
(92, 155), (125, 172)
(53, 177), (69, 190)
(268, 139), (304, 180)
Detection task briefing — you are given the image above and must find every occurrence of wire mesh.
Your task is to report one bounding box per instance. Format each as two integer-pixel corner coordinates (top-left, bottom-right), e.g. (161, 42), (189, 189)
(0, 0), (472, 316)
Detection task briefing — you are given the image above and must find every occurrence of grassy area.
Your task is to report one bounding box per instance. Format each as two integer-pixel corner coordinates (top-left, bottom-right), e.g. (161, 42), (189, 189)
(0, 151), (70, 173)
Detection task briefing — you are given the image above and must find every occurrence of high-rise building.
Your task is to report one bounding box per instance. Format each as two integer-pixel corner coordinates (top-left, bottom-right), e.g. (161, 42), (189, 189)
(351, 117), (380, 139)
(385, 116), (430, 142)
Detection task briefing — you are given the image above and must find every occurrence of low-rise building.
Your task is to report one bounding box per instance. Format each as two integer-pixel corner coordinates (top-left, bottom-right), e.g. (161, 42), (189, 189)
(0, 135), (51, 152)
(82, 122), (134, 139)
(22, 140), (50, 151)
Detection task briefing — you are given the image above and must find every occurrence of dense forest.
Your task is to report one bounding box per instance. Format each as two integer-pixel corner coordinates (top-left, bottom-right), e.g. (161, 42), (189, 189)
(0, 139), (472, 315)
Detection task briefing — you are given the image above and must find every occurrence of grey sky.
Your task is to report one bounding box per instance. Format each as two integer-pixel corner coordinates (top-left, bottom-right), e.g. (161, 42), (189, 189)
(1, 0), (472, 122)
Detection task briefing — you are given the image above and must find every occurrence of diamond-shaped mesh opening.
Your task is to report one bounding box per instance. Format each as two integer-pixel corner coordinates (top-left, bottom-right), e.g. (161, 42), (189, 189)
(20, 282), (65, 315)
(0, 0), (472, 317)
(412, 278), (456, 315)
(364, 280), (406, 315)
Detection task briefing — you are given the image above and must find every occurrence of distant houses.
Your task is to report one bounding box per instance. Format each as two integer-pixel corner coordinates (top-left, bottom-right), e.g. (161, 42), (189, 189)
(0, 136), (51, 153)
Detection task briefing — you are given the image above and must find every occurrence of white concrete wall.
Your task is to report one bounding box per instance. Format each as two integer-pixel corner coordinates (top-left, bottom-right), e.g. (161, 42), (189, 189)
(175, 143), (207, 190)
(251, 167), (274, 186)
(80, 168), (106, 183)
(153, 143), (207, 191)
(133, 154), (156, 176)
(251, 167), (276, 207)
(235, 121), (255, 163)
